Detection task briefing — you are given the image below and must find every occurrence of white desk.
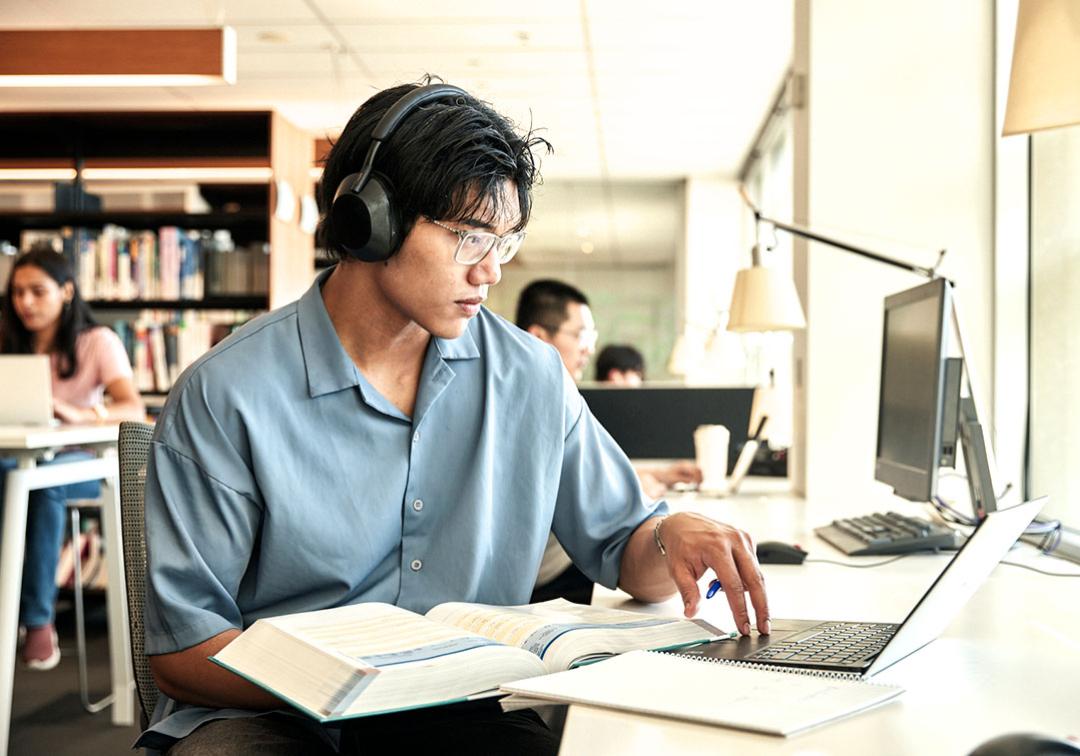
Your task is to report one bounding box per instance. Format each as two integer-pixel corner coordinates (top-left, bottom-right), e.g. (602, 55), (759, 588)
(0, 425), (135, 755)
(562, 479), (1080, 755)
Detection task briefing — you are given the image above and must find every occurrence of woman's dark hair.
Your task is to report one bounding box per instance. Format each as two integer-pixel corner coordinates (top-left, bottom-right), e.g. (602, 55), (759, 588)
(317, 76), (552, 260)
(595, 344), (645, 382)
(1, 245), (98, 378)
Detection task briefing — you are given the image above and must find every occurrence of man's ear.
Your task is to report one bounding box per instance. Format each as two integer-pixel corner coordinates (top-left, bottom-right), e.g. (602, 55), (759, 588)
(526, 324), (553, 344)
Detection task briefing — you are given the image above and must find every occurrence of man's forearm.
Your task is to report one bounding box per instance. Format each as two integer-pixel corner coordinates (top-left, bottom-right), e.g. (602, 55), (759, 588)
(149, 629), (285, 710)
(617, 516), (679, 604)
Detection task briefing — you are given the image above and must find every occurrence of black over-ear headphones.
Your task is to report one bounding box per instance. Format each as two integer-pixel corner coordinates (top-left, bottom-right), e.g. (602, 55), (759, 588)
(329, 83), (468, 262)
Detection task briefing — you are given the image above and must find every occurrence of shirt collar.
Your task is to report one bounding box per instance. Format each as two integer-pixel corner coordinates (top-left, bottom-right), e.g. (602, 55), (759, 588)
(297, 267), (361, 398)
(434, 327), (479, 360)
(297, 266), (481, 399)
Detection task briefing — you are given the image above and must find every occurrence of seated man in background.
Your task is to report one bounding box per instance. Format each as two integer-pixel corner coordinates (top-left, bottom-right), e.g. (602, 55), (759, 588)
(595, 343), (645, 385)
(514, 281), (702, 603)
(142, 82), (768, 755)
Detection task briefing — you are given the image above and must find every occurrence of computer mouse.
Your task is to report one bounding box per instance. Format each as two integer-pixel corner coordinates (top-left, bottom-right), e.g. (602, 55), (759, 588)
(755, 541), (808, 565)
(968, 732), (1080, 756)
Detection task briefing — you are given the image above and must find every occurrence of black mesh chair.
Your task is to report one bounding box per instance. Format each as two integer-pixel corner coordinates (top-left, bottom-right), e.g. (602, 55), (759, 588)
(117, 421), (159, 727)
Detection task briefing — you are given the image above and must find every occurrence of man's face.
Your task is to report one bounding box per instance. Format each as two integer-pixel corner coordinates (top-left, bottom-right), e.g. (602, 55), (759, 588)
(371, 181), (520, 340)
(545, 302), (598, 382)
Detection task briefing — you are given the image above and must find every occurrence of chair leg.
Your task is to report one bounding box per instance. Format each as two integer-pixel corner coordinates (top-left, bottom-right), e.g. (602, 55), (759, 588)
(70, 507), (113, 714)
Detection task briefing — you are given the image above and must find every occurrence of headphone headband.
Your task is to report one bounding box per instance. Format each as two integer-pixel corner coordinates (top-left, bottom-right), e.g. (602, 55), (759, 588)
(330, 83), (470, 262)
(347, 83), (468, 196)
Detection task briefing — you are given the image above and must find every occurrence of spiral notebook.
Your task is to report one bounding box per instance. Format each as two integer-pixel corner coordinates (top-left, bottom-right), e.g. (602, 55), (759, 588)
(500, 649), (903, 737)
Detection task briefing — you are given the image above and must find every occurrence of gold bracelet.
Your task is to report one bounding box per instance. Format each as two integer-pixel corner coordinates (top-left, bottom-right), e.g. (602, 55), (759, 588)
(652, 517), (668, 557)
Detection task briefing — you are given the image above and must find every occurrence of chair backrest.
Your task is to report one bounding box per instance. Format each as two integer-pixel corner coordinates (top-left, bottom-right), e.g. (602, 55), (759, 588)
(118, 421), (159, 722)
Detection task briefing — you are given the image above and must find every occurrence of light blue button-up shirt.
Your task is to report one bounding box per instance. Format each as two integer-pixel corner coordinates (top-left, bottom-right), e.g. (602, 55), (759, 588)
(138, 267), (666, 747)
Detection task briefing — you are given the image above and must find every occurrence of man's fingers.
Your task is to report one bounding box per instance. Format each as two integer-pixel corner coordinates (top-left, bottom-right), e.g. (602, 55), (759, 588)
(669, 561), (703, 618)
(732, 544), (770, 634)
(706, 534), (768, 636)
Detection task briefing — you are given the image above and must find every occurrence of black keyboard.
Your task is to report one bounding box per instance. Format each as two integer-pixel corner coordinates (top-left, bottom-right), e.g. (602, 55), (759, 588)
(814, 511), (957, 555)
(746, 621), (899, 669)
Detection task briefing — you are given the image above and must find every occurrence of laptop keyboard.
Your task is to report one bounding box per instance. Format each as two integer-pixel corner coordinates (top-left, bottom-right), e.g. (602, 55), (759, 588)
(747, 621), (898, 667)
(814, 511), (957, 556)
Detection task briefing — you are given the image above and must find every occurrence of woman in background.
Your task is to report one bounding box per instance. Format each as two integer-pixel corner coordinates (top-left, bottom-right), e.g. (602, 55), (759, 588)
(0, 246), (144, 669)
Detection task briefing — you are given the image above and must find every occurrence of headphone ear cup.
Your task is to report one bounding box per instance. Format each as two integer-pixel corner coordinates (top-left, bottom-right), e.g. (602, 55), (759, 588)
(329, 172), (401, 262)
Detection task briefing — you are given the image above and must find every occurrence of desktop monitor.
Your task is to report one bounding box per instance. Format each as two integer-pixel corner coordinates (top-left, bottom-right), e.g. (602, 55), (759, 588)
(874, 278), (962, 503)
(578, 386), (755, 473)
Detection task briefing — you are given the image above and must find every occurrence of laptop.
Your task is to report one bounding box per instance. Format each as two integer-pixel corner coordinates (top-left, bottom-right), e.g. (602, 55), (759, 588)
(0, 355), (57, 426)
(677, 497), (1045, 678)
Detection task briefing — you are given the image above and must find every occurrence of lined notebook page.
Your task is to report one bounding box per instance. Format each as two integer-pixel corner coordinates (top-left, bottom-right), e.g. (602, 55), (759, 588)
(501, 649), (903, 737)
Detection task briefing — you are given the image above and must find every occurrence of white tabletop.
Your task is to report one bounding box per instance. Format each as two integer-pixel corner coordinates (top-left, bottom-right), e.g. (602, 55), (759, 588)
(0, 423), (120, 450)
(561, 478), (1080, 755)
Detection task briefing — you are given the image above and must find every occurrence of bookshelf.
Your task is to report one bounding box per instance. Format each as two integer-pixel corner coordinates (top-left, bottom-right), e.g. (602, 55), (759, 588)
(0, 110), (315, 397)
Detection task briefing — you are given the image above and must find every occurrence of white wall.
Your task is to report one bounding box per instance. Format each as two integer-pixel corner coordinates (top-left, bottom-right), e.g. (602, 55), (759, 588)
(677, 177), (754, 385)
(1030, 128), (1080, 521)
(793, 0), (996, 503)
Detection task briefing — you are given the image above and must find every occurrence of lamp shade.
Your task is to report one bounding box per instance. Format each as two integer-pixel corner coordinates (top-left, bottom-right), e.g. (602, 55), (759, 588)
(727, 264), (806, 333)
(1003, 0), (1080, 135)
(0, 28), (237, 87)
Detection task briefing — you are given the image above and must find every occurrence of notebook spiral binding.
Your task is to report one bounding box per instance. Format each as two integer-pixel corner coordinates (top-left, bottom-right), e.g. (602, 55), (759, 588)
(654, 650), (873, 683)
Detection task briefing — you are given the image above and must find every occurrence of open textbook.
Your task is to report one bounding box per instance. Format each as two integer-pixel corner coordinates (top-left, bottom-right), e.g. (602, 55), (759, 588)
(211, 598), (727, 722)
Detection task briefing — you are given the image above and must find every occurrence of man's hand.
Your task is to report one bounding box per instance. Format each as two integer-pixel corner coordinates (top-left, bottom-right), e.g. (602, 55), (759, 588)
(659, 512), (770, 635)
(653, 461), (703, 488)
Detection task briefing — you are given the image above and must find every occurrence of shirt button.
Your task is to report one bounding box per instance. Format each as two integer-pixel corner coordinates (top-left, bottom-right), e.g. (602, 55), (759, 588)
(412, 499), (424, 512)
(410, 559), (423, 571)
(413, 431), (421, 444)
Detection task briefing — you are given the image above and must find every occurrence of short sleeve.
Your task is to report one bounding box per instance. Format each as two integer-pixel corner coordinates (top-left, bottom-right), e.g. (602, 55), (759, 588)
(143, 377), (262, 655)
(90, 327), (134, 386)
(549, 369), (668, 590)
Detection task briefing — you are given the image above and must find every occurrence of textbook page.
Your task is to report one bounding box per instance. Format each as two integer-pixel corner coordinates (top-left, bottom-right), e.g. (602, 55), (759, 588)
(213, 602), (545, 721)
(426, 599), (727, 673)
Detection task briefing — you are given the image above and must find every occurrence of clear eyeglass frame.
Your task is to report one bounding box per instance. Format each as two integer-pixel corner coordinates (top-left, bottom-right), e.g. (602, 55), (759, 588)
(426, 217), (526, 265)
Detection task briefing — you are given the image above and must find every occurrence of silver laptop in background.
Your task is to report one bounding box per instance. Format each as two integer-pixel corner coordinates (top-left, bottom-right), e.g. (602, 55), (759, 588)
(0, 355), (57, 426)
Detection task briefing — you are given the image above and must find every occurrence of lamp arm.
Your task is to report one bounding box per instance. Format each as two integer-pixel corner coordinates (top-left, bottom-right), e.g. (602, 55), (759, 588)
(738, 184), (946, 280)
(761, 215), (944, 279)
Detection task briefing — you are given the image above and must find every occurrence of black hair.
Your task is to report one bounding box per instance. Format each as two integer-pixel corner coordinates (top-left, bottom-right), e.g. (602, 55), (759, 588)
(595, 344), (645, 382)
(317, 76), (551, 260)
(514, 278), (589, 332)
(1, 245), (98, 379)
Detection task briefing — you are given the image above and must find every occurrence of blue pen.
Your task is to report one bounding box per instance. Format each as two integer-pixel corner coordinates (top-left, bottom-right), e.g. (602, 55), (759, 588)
(706, 579), (723, 599)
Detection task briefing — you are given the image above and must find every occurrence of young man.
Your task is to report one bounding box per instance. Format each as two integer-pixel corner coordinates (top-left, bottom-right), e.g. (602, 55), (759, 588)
(140, 83), (768, 755)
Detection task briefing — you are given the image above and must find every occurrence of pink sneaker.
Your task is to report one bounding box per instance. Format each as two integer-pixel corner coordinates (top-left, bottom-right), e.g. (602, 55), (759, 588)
(22, 624), (60, 670)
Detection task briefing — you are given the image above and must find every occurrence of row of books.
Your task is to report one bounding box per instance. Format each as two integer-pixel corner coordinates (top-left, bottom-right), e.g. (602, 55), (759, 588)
(18, 226), (269, 301)
(110, 309), (255, 393)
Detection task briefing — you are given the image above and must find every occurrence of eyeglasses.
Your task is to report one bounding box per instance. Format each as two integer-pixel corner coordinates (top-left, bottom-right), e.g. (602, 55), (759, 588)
(554, 325), (599, 350)
(426, 217), (527, 266)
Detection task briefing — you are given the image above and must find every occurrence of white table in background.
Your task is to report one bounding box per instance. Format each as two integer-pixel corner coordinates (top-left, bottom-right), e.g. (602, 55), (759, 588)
(561, 479), (1080, 755)
(0, 424), (135, 755)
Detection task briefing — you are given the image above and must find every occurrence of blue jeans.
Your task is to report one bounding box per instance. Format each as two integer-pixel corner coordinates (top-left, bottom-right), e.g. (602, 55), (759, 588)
(0, 452), (102, 628)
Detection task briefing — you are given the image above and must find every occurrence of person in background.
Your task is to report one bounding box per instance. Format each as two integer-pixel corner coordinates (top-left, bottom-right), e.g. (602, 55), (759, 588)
(514, 279), (597, 382)
(593, 343), (701, 497)
(0, 246), (144, 669)
(515, 281), (702, 602)
(594, 344), (644, 385)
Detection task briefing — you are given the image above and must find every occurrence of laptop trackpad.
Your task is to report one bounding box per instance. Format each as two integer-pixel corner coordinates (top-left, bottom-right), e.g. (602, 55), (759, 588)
(676, 619), (826, 662)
